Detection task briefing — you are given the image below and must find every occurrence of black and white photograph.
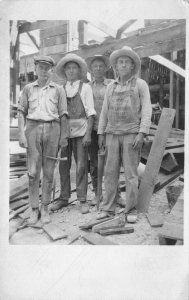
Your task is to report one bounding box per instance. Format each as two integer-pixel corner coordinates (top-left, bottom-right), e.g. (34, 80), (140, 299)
(0, 0), (189, 299)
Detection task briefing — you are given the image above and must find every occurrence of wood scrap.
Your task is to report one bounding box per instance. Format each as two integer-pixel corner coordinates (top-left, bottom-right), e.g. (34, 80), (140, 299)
(155, 168), (184, 193)
(19, 207), (32, 219)
(83, 232), (117, 245)
(160, 152), (178, 173)
(92, 216), (125, 233)
(10, 199), (28, 210)
(9, 204), (29, 220)
(10, 174), (28, 201)
(79, 217), (114, 230)
(158, 222), (183, 244)
(100, 226), (134, 236)
(68, 233), (81, 244)
(43, 223), (68, 241)
(137, 108), (176, 212)
(146, 213), (164, 227)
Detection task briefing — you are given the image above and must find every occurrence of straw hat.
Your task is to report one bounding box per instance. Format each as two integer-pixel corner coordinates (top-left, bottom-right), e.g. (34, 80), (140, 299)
(56, 53), (87, 80)
(110, 46), (141, 75)
(86, 54), (110, 71)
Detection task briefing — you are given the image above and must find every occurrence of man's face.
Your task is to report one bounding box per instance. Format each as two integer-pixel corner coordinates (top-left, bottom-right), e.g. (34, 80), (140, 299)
(35, 62), (53, 80)
(64, 62), (81, 82)
(115, 56), (134, 77)
(91, 59), (106, 79)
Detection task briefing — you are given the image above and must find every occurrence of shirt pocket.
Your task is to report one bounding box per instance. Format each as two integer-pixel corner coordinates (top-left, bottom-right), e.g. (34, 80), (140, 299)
(28, 97), (38, 111)
(48, 97), (58, 113)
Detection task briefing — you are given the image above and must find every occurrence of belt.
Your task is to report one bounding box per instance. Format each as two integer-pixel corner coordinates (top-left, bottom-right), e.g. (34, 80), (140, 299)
(27, 118), (58, 123)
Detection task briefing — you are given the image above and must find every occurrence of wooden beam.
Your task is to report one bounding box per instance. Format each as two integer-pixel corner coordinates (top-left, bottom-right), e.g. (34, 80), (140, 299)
(116, 20), (137, 39)
(175, 74), (180, 128)
(169, 53), (174, 109)
(150, 55), (185, 77)
(78, 20), (88, 47)
(88, 21), (117, 38)
(137, 108), (176, 212)
(19, 21), (68, 34)
(26, 32), (39, 49)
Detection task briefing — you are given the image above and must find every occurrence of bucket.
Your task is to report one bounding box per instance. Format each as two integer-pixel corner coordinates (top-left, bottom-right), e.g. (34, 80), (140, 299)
(166, 185), (183, 209)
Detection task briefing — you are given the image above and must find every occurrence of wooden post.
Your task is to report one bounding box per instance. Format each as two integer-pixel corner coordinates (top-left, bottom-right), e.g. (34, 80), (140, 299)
(137, 108), (176, 212)
(78, 20), (88, 47)
(175, 74), (180, 128)
(169, 53), (174, 108)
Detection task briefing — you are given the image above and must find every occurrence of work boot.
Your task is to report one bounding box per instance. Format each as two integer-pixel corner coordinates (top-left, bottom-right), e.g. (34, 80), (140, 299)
(27, 208), (39, 225)
(40, 205), (51, 224)
(80, 202), (89, 214)
(90, 194), (103, 206)
(49, 199), (68, 212)
(96, 211), (114, 220)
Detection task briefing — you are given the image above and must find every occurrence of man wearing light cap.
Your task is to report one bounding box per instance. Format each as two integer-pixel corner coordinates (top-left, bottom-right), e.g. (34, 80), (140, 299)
(51, 53), (96, 214)
(86, 55), (112, 205)
(97, 46), (152, 219)
(18, 55), (68, 224)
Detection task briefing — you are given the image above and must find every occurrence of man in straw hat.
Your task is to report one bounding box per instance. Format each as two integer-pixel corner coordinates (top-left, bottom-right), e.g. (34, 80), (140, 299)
(86, 55), (112, 205)
(50, 53), (96, 214)
(97, 46), (152, 219)
(18, 55), (68, 224)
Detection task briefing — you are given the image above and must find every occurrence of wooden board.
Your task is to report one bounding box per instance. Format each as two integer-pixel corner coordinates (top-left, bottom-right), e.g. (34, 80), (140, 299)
(92, 216), (125, 233)
(19, 207), (32, 219)
(68, 234), (81, 245)
(42, 34), (68, 48)
(158, 222), (183, 241)
(43, 223), (68, 241)
(146, 213), (164, 227)
(10, 199), (28, 210)
(83, 233), (117, 245)
(10, 174), (28, 200)
(40, 24), (68, 39)
(155, 168), (184, 193)
(137, 108), (176, 212)
(100, 226), (134, 236)
(160, 153), (178, 173)
(79, 217), (114, 230)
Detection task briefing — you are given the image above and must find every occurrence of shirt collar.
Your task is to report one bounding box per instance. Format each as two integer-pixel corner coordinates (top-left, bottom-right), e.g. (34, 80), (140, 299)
(66, 80), (80, 87)
(115, 75), (136, 85)
(33, 80), (55, 88)
(92, 78), (109, 86)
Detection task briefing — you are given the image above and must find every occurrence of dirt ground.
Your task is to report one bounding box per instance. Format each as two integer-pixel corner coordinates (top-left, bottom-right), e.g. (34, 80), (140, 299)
(9, 161), (184, 245)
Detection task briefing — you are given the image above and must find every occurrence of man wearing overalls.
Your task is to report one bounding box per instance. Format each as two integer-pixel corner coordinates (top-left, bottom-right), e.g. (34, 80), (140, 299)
(50, 53), (96, 214)
(97, 46), (152, 219)
(86, 55), (112, 205)
(18, 55), (68, 224)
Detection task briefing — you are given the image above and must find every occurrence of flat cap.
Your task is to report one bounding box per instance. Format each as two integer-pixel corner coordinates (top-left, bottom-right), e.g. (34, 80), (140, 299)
(34, 55), (55, 66)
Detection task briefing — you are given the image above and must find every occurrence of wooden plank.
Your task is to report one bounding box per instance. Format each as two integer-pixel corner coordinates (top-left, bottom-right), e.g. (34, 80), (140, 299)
(158, 222), (183, 241)
(176, 74), (180, 128)
(19, 21), (68, 34)
(43, 223), (68, 241)
(40, 24), (68, 40)
(9, 204), (29, 221)
(68, 233), (81, 245)
(165, 142), (184, 149)
(116, 20), (137, 39)
(137, 108), (176, 212)
(89, 21), (117, 38)
(146, 213), (164, 227)
(10, 199), (28, 210)
(42, 34), (67, 48)
(78, 20), (88, 47)
(92, 216), (125, 233)
(164, 147), (184, 155)
(10, 174), (28, 200)
(100, 226), (134, 236)
(41, 44), (68, 56)
(155, 168), (184, 193)
(150, 55), (185, 77)
(79, 217), (114, 230)
(83, 233), (117, 245)
(160, 153), (178, 173)
(19, 207), (32, 219)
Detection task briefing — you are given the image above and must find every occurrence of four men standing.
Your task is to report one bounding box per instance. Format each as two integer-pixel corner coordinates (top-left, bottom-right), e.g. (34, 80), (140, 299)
(18, 46), (152, 224)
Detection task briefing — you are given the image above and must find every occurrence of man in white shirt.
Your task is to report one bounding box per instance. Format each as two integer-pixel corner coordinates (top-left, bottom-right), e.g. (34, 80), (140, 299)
(18, 55), (68, 224)
(50, 53), (96, 214)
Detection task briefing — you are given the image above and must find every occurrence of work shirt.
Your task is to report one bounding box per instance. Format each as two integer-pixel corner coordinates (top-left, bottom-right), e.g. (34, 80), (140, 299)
(98, 76), (152, 135)
(65, 80), (96, 137)
(89, 78), (112, 131)
(18, 80), (68, 121)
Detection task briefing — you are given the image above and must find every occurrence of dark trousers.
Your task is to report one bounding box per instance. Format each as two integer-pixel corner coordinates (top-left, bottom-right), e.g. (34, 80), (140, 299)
(88, 130), (99, 193)
(59, 136), (88, 202)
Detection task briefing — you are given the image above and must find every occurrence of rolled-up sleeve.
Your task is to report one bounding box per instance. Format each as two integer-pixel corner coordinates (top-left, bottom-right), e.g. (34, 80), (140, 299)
(17, 86), (29, 115)
(81, 83), (96, 118)
(138, 79), (152, 135)
(57, 86), (68, 118)
(97, 84), (111, 134)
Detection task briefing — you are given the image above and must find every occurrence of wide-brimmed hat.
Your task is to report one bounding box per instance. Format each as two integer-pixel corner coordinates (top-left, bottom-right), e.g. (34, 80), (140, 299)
(86, 54), (110, 71)
(56, 53), (87, 80)
(110, 46), (141, 75)
(34, 55), (55, 66)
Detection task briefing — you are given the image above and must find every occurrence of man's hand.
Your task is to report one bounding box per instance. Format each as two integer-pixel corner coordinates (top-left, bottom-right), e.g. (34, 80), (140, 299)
(82, 133), (91, 147)
(98, 134), (106, 151)
(19, 133), (27, 148)
(59, 138), (68, 150)
(132, 133), (144, 150)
